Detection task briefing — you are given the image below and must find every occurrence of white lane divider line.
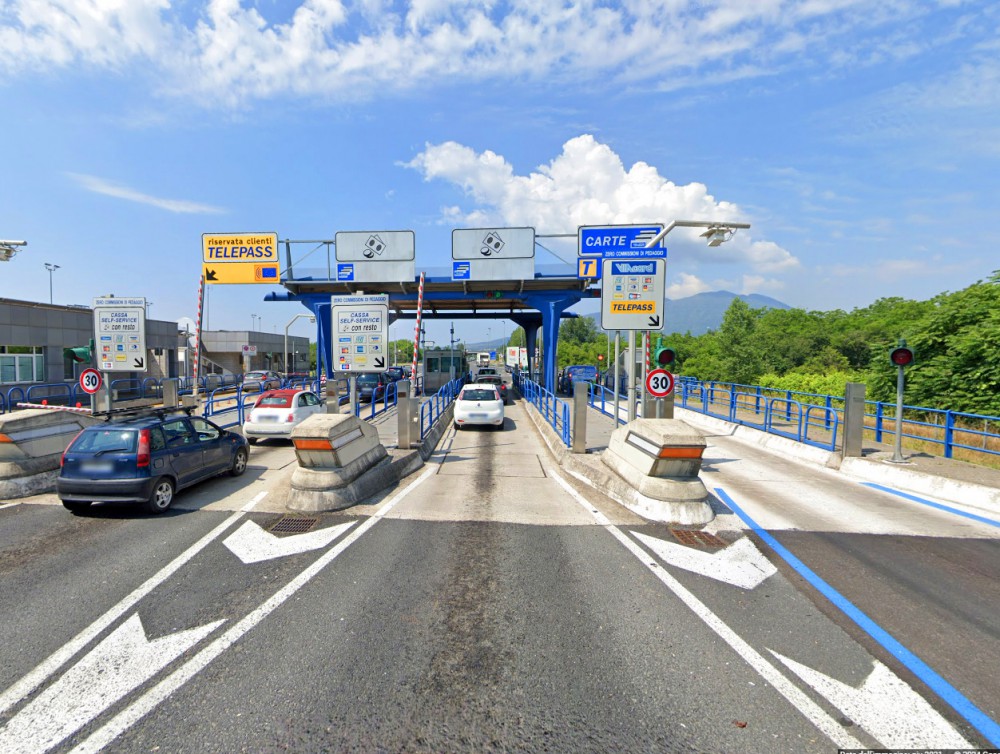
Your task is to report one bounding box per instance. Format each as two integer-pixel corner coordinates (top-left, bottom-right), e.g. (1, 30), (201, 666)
(547, 469), (865, 750)
(0, 489), (268, 718)
(68, 464), (435, 754)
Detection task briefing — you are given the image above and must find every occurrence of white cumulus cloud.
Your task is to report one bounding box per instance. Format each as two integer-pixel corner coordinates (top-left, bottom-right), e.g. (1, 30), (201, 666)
(405, 134), (798, 276)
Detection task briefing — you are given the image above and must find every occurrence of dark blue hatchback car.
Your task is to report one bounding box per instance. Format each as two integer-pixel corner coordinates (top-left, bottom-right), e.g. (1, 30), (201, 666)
(57, 409), (249, 514)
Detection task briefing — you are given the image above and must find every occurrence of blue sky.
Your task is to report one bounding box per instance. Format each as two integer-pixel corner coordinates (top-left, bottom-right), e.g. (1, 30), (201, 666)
(1, 0), (998, 347)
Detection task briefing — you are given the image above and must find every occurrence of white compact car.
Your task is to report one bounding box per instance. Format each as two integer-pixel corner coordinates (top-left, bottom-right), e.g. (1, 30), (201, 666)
(453, 384), (505, 431)
(243, 389), (324, 444)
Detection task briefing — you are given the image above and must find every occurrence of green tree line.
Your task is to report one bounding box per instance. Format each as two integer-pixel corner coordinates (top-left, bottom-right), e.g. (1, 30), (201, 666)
(538, 271), (1000, 416)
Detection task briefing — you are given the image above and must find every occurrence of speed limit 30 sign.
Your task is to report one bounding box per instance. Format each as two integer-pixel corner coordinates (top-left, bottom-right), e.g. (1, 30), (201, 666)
(79, 368), (103, 395)
(645, 368), (674, 398)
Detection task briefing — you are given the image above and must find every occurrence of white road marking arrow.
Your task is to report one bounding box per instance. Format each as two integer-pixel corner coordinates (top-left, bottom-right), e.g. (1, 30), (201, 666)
(770, 651), (973, 749)
(223, 520), (355, 564)
(632, 531), (777, 590)
(0, 614), (223, 754)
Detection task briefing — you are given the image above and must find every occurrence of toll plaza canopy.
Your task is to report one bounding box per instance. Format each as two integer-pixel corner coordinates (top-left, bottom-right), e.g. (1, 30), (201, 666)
(262, 236), (602, 389)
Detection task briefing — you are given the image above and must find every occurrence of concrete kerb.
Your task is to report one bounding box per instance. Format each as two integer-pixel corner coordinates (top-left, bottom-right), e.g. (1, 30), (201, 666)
(676, 406), (1000, 517)
(520, 397), (714, 525)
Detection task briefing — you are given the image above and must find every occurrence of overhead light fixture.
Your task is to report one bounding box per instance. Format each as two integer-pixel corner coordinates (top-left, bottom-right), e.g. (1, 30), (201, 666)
(0, 239), (27, 261)
(700, 226), (735, 247)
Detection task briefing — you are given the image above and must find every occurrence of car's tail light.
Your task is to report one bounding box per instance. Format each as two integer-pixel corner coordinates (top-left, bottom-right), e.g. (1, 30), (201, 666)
(286, 412), (296, 422)
(137, 429), (151, 468)
(60, 428), (86, 468)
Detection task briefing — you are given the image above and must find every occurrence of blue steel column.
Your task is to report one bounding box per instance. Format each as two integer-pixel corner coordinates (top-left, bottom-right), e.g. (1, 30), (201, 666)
(525, 325), (538, 381)
(539, 298), (573, 391)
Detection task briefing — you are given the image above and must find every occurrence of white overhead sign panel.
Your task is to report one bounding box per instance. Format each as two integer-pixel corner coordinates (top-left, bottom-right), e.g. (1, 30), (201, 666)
(334, 230), (416, 283)
(331, 294), (389, 373)
(93, 297), (147, 372)
(600, 259), (666, 331)
(451, 227), (535, 281)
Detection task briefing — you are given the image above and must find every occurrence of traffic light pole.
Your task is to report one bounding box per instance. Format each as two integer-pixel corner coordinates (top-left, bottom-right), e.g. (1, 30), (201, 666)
(892, 363), (906, 463)
(627, 330), (636, 422)
(613, 331), (621, 426)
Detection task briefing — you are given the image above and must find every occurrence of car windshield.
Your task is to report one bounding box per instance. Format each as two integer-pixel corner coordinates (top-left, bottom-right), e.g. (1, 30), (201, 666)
(568, 366), (598, 380)
(479, 376), (501, 385)
(257, 395), (293, 407)
(460, 389), (498, 401)
(246, 372), (267, 379)
(70, 429), (138, 453)
(356, 374), (379, 385)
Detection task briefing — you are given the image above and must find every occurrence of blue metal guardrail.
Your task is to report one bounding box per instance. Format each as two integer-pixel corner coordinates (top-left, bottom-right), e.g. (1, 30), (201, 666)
(674, 379), (1000, 461)
(514, 373), (571, 447)
(419, 376), (468, 439)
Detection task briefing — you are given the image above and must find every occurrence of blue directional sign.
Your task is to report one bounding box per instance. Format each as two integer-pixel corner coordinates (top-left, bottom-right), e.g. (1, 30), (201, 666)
(452, 261), (471, 280)
(337, 263), (355, 281)
(578, 224), (666, 259)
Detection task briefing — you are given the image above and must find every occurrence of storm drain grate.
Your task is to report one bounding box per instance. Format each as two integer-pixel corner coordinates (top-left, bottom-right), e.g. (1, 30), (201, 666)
(269, 517), (319, 534)
(670, 529), (727, 548)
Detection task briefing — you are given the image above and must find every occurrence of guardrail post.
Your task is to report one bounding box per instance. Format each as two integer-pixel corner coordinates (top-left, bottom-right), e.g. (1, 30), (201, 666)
(572, 381), (588, 453)
(842, 382), (866, 457)
(163, 379), (179, 407)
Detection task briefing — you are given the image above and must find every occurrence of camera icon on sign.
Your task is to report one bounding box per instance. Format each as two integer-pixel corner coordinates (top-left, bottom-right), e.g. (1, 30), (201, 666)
(480, 232), (504, 257)
(364, 234), (386, 259)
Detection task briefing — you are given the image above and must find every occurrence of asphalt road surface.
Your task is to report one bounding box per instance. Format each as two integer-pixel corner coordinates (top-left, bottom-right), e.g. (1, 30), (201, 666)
(0, 402), (997, 753)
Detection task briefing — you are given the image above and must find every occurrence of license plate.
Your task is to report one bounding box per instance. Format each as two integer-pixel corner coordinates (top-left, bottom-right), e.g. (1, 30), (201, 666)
(82, 461), (114, 473)
(257, 415), (278, 422)
(469, 413), (487, 419)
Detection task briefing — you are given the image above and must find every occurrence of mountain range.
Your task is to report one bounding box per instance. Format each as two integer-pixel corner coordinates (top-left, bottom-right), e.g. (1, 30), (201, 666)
(465, 290), (790, 349)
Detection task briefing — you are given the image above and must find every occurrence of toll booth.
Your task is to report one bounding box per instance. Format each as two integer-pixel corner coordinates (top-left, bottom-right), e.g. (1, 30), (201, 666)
(423, 347), (466, 393)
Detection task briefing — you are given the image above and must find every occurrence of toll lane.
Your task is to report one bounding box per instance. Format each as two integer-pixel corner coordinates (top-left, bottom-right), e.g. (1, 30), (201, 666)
(698, 430), (1000, 744)
(0, 403), (993, 751)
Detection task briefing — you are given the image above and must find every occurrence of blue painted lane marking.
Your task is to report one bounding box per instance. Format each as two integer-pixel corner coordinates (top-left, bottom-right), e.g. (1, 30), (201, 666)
(714, 486), (1000, 746)
(861, 482), (1000, 529)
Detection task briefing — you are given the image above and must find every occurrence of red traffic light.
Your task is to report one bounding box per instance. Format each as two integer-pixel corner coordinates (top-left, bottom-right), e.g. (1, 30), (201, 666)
(654, 347), (676, 367)
(890, 347), (914, 366)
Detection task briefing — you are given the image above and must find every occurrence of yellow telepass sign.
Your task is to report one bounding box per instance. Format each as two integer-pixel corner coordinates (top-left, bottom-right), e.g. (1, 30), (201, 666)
(203, 263), (281, 285)
(202, 232), (280, 285)
(609, 300), (658, 314)
(202, 233), (278, 263)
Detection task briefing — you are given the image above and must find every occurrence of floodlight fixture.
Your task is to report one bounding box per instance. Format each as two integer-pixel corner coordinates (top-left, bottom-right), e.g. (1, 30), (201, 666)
(644, 220), (751, 249)
(0, 239), (27, 261)
(701, 227), (733, 247)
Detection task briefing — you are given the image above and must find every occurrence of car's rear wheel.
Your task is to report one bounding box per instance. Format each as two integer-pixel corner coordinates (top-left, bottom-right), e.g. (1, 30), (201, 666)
(145, 478), (174, 514)
(62, 500), (92, 514)
(230, 447), (249, 476)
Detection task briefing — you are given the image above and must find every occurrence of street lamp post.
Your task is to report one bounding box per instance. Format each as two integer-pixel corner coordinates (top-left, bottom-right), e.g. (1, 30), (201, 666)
(44, 263), (60, 304)
(284, 313), (316, 376)
(617, 219), (751, 423)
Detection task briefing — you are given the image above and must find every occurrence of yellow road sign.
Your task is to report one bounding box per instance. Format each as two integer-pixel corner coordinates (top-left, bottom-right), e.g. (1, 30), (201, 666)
(578, 257), (599, 278)
(202, 233), (278, 264)
(609, 301), (658, 314)
(203, 263), (281, 285)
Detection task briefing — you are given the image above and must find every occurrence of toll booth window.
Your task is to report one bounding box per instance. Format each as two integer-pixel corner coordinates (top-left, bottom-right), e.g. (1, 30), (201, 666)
(426, 357), (440, 372)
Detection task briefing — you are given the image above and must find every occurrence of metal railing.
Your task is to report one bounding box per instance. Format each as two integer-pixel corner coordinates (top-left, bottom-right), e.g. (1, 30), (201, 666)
(515, 373), (571, 447)
(674, 379), (999, 461)
(419, 376), (466, 439)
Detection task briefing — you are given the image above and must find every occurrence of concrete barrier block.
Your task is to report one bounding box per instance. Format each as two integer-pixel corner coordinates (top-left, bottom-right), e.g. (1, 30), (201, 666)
(601, 418), (710, 516)
(287, 413), (389, 512)
(0, 409), (100, 498)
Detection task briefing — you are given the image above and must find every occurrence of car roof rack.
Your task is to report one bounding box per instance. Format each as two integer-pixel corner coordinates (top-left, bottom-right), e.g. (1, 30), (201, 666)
(91, 405), (197, 423)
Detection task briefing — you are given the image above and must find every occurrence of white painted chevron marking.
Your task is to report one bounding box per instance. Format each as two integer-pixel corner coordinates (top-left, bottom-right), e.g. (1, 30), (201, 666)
(632, 531), (777, 589)
(0, 614), (223, 754)
(771, 651), (973, 749)
(223, 520), (355, 564)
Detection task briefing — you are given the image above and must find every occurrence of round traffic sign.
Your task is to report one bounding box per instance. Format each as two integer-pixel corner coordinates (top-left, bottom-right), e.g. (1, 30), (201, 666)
(79, 368), (103, 395)
(645, 368), (674, 398)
